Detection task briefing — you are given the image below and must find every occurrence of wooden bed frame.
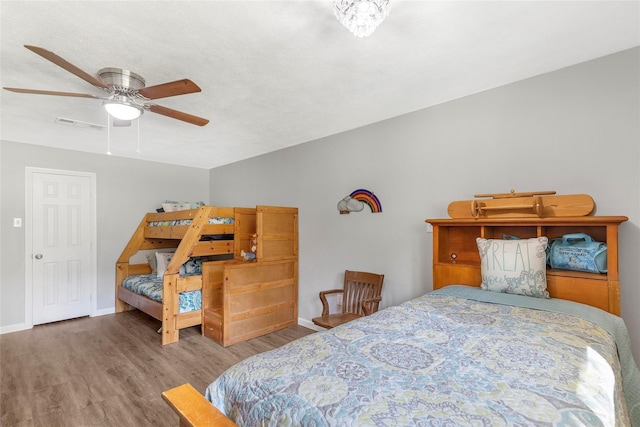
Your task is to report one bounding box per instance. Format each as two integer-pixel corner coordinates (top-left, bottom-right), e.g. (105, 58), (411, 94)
(162, 214), (627, 426)
(116, 205), (298, 346)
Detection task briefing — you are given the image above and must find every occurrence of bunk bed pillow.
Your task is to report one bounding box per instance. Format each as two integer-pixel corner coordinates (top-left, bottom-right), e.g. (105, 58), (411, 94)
(476, 236), (549, 298)
(155, 252), (175, 278)
(146, 254), (158, 275)
(155, 252), (203, 277)
(183, 258), (202, 275)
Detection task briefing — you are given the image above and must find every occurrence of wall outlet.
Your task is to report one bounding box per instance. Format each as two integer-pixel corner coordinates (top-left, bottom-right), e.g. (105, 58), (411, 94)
(426, 223), (433, 233)
(13, 218), (22, 228)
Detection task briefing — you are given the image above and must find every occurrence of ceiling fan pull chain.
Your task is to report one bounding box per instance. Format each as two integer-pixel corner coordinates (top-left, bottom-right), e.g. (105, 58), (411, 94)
(106, 113), (112, 156)
(136, 118), (141, 154)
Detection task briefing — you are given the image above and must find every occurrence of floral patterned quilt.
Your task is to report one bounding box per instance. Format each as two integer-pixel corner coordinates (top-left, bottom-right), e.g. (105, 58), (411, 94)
(206, 286), (638, 426)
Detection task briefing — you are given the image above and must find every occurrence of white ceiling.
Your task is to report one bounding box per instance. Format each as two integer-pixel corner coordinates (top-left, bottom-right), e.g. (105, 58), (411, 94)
(1, 1), (638, 169)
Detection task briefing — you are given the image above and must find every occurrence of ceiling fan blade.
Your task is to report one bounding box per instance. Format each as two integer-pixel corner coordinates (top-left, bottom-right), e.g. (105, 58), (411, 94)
(3, 87), (104, 99)
(24, 45), (109, 89)
(148, 104), (209, 126)
(138, 79), (201, 100)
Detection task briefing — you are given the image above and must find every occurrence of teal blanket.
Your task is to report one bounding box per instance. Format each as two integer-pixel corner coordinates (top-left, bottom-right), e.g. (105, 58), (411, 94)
(433, 285), (640, 426)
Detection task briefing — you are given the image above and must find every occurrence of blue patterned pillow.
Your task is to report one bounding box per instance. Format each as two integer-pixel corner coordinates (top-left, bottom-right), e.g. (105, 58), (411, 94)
(476, 236), (549, 298)
(155, 252), (203, 277)
(182, 258), (202, 275)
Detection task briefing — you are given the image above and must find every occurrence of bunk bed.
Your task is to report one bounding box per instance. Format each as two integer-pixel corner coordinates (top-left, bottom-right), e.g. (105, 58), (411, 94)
(115, 205), (298, 346)
(162, 214), (640, 426)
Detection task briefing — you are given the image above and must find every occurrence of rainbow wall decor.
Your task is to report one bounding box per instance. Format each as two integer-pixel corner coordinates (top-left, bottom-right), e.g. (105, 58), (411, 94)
(350, 189), (382, 213)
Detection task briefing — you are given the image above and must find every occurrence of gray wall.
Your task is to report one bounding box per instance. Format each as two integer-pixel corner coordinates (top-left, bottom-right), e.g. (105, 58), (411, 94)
(0, 142), (209, 327)
(209, 48), (640, 360)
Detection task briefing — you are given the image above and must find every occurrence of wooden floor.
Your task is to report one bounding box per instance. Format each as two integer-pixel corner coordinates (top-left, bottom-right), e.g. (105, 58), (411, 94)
(0, 310), (315, 427)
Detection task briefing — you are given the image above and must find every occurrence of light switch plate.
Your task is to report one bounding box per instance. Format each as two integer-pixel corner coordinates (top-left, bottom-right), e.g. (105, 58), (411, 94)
(13, 218), (22, 227)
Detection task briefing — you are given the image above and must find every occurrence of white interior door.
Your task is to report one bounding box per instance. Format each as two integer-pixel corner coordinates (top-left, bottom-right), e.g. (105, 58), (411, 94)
(30, 170), (93, 325)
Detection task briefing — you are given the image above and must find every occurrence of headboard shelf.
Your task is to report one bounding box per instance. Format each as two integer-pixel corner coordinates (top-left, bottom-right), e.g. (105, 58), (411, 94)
(426, 216), (628, 315)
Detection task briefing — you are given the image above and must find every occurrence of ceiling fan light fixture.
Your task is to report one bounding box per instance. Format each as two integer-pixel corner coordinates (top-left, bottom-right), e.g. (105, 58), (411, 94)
(103, 98), (143, 121)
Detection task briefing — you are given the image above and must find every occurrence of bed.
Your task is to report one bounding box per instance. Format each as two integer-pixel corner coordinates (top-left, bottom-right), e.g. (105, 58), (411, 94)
(164, 286), (639, 426)
(162, 214), (639, 425)
(116, 206), (249, 345)
(116, 205), (299, 346)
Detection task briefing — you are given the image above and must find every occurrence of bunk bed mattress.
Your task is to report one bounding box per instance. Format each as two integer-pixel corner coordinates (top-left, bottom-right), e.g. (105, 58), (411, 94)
(122, 274), (201, 313)
(148, 217), (234, 226)
(206, 285), (639, 426)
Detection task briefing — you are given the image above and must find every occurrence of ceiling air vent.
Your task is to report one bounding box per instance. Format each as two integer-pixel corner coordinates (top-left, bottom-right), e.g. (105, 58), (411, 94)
(55, 117), (105, 131)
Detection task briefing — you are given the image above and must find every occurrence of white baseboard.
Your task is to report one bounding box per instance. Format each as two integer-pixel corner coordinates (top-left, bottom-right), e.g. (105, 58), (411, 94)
(297, 317), (326, 332)
(93, 307), (116, 317)
(0, 322), (30, 335)
(1, 307), (115, 335)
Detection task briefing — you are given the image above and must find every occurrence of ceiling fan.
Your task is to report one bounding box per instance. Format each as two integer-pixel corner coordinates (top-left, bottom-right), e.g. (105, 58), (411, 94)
(3, 45), (209, 126)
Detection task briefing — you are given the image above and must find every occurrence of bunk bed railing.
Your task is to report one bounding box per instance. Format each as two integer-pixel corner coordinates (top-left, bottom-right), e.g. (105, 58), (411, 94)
(144, 206), (236, 240)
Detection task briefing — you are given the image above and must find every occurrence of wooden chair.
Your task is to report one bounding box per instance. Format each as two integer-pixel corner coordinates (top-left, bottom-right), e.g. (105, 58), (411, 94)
(312, 270), (385, 329)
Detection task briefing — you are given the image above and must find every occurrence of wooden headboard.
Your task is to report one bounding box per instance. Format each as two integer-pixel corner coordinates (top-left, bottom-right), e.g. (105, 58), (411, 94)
(426, 216), (628, 315)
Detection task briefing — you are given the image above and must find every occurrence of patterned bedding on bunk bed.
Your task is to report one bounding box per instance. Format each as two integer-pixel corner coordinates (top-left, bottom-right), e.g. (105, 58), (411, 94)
(122, 274), (201, 313)
(206, 285), (640, 426)
(148, 217), (234, 227)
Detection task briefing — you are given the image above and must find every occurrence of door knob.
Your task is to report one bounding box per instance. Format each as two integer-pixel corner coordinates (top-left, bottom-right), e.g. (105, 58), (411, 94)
(34, 254), (43, 259)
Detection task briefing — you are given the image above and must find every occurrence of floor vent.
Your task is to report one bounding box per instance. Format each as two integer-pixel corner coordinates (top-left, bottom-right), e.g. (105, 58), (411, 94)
(55, 117), (105, 131)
